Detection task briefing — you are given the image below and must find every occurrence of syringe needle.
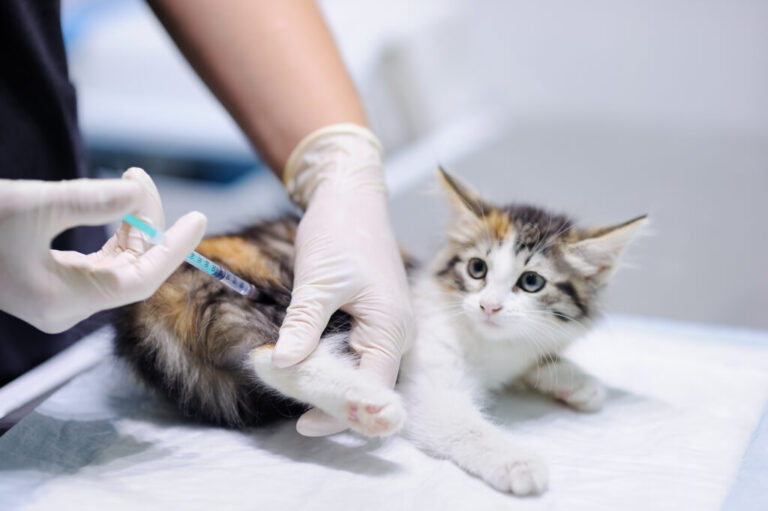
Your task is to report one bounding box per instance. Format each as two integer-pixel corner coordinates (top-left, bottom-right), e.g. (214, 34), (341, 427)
(122, 214), (256, 298)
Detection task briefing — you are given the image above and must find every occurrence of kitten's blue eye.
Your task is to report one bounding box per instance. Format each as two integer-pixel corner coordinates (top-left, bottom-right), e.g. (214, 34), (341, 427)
(518, 271), (546, 293)
(467, 258), (487, 279)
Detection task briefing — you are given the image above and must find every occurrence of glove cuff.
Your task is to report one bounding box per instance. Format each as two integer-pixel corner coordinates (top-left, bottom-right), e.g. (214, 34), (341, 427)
(283, 123), (385, 209)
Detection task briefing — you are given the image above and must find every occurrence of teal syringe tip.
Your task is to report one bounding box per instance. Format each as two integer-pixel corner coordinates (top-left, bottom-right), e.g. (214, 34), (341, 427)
(123, 214), (165, 244)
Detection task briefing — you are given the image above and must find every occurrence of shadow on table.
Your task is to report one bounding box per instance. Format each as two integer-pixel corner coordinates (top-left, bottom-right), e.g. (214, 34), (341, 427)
(493, 385), (635, 423)
(0, 412), (167, 475)
(245, 424), (404, 477)
(0, 358), (638, 483)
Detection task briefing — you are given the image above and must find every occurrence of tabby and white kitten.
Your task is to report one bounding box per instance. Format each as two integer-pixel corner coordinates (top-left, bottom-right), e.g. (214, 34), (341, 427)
(114, 169), (645, 496)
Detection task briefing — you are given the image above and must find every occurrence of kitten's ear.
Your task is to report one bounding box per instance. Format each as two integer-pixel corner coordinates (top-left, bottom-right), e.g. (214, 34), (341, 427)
(437, 166), (490, 219)
(564, 215), (648, 285)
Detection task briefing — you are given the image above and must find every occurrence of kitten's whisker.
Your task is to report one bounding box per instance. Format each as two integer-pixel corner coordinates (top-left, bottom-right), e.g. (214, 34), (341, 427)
(513, 316), (578, 389)
(523, 307), (589, 328)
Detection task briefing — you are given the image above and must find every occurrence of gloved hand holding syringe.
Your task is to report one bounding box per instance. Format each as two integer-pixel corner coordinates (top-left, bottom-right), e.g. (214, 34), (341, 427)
(123, 214), (256, 298)
(0, 168), (208, 334)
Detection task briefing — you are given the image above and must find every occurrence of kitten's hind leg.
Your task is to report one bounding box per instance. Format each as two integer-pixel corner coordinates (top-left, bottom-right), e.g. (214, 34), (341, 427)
(522, 356), (605, 412)
(248, 336), (405, 437)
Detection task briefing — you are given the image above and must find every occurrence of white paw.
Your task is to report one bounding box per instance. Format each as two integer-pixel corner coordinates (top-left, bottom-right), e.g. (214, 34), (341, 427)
(486, 453), (549, 496)
(555, 379), (605, 412)
(342, 389), (405, 437)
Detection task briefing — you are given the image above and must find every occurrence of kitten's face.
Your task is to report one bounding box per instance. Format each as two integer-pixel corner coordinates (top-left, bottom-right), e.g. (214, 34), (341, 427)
(433, 169), (646, 342)
(447, 236), (582, 340)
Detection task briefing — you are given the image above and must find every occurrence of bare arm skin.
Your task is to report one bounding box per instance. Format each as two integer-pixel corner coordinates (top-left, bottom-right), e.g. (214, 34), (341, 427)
(148, 0), (368, 174)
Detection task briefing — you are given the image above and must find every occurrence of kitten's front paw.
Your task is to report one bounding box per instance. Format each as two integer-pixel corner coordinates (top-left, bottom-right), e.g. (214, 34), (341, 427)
(524, 359), (606, 413)
(555, 378), (605, 412)
(342, 389), (405, 438)
(486, 452), (548, 496)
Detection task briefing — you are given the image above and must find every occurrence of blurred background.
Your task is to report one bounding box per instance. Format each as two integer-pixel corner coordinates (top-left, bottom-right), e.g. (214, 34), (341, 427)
(62, 0), (767, 329)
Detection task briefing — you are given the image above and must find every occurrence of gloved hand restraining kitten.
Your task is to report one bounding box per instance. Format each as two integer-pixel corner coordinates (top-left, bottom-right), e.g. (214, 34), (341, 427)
(113, 168), (646, 496)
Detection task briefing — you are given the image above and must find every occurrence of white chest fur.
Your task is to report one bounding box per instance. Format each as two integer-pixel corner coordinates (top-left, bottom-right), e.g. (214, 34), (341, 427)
(462, 337), (547, 390)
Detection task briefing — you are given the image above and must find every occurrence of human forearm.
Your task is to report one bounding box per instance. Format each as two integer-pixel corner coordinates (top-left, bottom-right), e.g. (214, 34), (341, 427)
(148, 0), (368, 174)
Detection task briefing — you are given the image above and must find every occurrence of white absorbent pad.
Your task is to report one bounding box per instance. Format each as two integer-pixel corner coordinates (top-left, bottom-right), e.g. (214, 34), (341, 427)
(0, 316), (766, 511)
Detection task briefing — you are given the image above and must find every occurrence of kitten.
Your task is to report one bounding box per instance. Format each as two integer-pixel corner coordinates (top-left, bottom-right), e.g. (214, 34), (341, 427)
(397, 170), (645, 495)
(113, 168), (646, 496)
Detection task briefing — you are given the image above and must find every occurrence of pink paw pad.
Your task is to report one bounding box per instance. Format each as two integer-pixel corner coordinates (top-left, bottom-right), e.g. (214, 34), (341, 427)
(365, 417), (391, 435)
(348, 405), (359, 422)
(341, 393), (404, 437)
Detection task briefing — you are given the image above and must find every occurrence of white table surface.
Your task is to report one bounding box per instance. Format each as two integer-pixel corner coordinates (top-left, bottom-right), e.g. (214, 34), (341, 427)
(1, 315), (766, 511)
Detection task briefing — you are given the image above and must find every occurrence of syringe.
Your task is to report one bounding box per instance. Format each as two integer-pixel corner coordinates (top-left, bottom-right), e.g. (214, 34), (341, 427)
(122, 214), (256, 298)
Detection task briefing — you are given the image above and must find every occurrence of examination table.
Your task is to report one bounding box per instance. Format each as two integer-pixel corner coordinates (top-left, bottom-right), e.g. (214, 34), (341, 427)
(0, 316), (766, 510)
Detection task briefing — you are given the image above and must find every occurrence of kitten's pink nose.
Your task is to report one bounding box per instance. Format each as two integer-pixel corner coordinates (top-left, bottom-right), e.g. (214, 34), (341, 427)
(480, 303), (503, 315)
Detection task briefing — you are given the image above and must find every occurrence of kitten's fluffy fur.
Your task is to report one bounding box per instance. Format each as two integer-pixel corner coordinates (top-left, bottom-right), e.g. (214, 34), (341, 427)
(114, 169), (645, 495)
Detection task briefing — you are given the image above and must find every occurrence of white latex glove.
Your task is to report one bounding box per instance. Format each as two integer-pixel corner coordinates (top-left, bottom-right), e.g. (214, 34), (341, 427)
(0, 167), (207, 333)
(276, 124), (414, 436)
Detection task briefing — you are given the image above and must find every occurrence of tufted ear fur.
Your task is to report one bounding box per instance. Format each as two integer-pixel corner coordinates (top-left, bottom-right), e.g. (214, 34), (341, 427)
(437, 167), (492, 218)
(563, 215), (648, 285)
(437, 167), (499, 243)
